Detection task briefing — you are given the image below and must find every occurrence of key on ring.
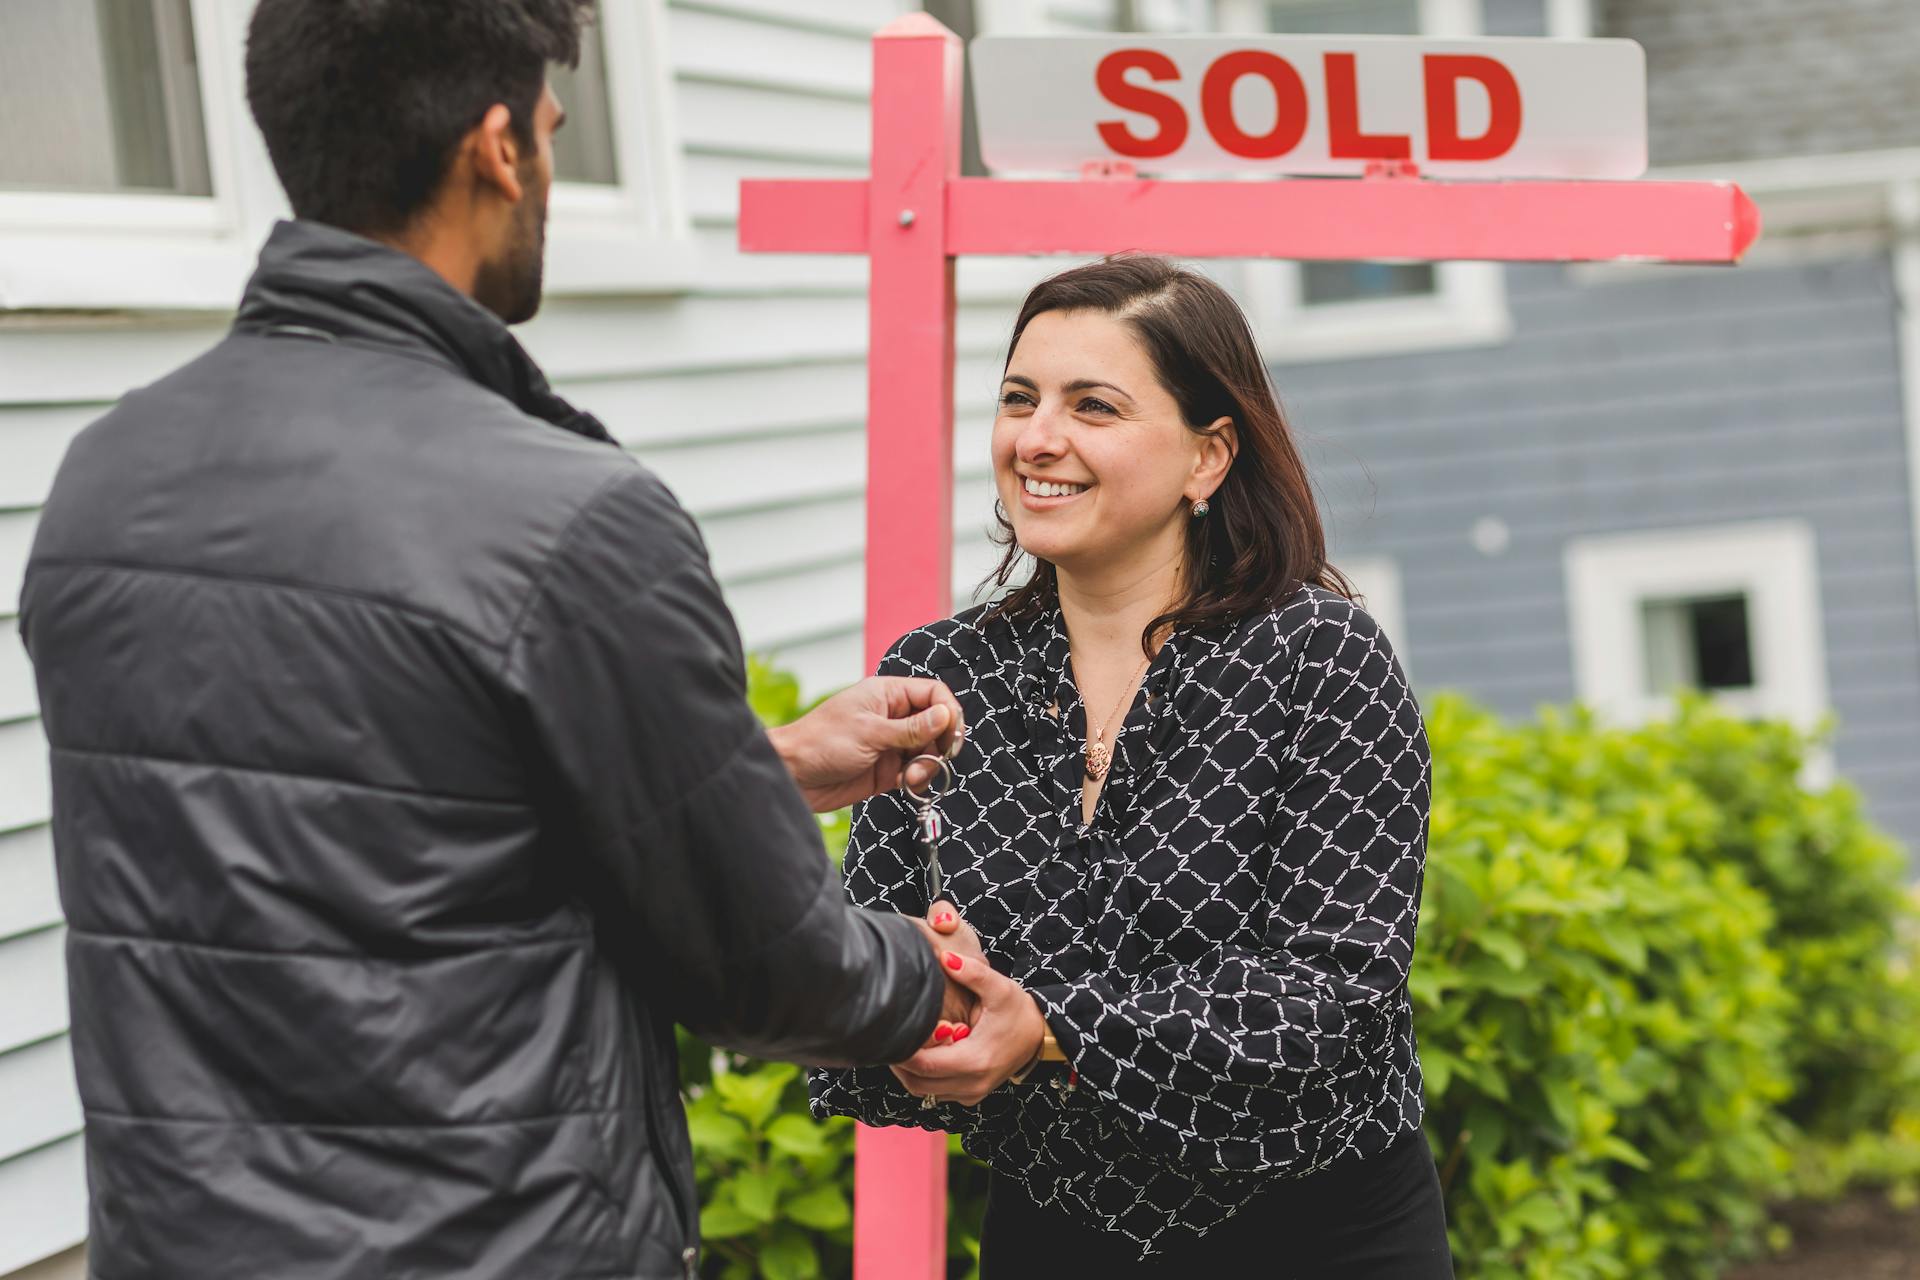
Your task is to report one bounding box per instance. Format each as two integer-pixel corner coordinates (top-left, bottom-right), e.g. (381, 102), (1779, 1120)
(902, 754), (956, 909)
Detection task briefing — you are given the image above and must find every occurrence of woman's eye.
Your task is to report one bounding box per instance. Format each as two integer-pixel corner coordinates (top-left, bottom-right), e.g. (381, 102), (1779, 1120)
(1077, 397), (1116, 415)
(998, 391), (1035, 408)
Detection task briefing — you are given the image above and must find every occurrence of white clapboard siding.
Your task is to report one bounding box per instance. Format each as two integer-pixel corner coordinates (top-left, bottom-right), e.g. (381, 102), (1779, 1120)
(0, 1138), (85, 1278)
(676, 79), (869, 164)
(0, 827), (59, 943)
(0, 513), (37, 617)
(0, 405), (93, 511)
(0, 928), (66, 1054)
(581, 359), (867, 448)
(517, 294), (870, 380)
(0, 321), (226, 406)
(670, 6), (872, 97)
(0, 1038), (81, 1165)
(0, 621), (33, 723)
(0, 723), (50, 838)
(646, 425), (866, 518)
(675, 0), (902, 36)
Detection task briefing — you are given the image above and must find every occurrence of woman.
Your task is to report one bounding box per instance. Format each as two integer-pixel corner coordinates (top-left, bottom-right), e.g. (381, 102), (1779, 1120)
(810, 255), (1451, 1276)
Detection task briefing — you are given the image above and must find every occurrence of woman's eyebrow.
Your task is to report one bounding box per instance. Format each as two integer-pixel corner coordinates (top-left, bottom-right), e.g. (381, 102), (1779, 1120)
(999, 375), (1133, 400)
(1062, 378), (1131, 400)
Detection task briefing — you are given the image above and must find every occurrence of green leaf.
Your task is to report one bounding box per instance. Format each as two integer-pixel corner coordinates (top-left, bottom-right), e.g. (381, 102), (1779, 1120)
(687, 1108), (752, 1160)
(731, 1169), (781, 1224)
(766, 1114), (833, 1160)
(699, 1199), (759, 1240)
(783, 1184), (852, 1231)
(760, 1230), (821, 1280)
(715, 1064), (797, 1131)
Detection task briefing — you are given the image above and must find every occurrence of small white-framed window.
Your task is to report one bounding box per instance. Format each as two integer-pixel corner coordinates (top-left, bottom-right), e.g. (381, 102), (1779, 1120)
(1333, 553), (1410, 673)
(541, 0), (696, 295)
(1563, 520), (1832, 779)
(0, 0), (262, 310)
(1214, 0), (1513, 363)
(0, 0), (692, 312)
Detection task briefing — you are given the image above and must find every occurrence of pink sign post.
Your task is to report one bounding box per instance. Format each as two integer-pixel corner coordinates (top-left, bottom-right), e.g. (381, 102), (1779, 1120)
(739, 14), (1758, 1277)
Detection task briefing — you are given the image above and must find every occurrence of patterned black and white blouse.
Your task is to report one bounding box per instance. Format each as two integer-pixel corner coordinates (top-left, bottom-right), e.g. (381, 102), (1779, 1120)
(809, 584), (1434, 1256)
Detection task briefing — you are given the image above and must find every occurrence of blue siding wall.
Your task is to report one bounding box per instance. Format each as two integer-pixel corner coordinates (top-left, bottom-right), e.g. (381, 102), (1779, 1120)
(1281, 253), (1920, 856)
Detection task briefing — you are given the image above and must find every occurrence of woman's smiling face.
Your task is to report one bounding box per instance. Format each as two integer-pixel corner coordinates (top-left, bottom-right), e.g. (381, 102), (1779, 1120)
(992, 307), (1226, 578)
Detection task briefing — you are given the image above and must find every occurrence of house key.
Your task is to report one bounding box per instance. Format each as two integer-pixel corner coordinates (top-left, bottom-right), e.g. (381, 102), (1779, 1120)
(902, 754), (956, 909)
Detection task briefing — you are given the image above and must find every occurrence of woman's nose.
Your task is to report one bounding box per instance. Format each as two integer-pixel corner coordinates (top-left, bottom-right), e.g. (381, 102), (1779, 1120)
(1014, 405), (1068, 462)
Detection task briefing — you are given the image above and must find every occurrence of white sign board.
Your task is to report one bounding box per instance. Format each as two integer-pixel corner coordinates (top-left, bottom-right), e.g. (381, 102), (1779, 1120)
(971, 35), (1647, 179)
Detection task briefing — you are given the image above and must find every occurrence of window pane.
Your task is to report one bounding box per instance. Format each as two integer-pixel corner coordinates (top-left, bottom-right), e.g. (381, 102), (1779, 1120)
(1642, 594), (1755, 695)
(0, 0), (211, 195)
(1263, 0), (1420, 36)
(550, 15), (619, 186)
(1269, 1), (1427, 304)
(1302, 261), (1437, 304)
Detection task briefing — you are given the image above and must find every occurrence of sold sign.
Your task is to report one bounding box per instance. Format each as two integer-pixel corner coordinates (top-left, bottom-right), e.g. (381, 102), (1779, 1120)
(971, 35), (1647, 179)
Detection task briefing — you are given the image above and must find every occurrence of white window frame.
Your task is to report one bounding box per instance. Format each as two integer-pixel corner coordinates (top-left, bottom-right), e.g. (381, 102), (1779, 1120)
(1563, 520), (1833, 782)
(1213, 0), (1513, 363)
(542, 0), (695, 295)
(0, 0), (265, 310)
(0, 0), (692, 312)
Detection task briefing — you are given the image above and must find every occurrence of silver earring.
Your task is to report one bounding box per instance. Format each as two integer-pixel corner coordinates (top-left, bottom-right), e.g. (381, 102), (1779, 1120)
(1191, 499), (1210, 518)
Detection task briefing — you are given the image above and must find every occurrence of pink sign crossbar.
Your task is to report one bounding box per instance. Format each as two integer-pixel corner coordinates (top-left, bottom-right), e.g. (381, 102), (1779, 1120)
(737, 14), (1757, 1279)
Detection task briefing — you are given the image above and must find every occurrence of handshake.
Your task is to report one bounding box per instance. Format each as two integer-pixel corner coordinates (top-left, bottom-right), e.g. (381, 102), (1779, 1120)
(898, 900), (1050, 1109)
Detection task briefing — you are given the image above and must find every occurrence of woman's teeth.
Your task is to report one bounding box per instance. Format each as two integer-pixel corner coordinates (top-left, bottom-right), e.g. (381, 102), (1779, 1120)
(1023, 477), (1088, 498)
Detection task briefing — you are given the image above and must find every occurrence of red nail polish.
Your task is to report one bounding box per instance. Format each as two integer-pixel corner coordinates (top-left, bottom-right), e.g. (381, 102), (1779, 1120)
(953, 1025), (971, 1041)
(937, 913), (954, 926)
(944, 953), (963, 971)
(933, 1025), (952, 1042)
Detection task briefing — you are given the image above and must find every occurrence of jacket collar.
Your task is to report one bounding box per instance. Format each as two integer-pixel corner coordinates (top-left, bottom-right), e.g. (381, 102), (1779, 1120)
(232, 219), (612, 443)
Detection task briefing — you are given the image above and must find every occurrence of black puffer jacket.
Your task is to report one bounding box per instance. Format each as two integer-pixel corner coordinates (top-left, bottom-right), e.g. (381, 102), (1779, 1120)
(20, 220), (942, 1280)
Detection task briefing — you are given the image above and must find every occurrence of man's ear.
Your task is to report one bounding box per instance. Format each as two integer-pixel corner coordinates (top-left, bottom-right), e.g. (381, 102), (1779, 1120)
(464, 103), (525, 204)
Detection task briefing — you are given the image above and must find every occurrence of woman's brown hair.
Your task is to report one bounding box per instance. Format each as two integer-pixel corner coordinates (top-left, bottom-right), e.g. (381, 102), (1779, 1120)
(983, 254), (1353, 655)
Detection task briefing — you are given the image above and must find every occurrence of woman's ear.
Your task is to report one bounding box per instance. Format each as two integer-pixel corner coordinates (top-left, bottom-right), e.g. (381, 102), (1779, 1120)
(1189, 416), (1237, 501)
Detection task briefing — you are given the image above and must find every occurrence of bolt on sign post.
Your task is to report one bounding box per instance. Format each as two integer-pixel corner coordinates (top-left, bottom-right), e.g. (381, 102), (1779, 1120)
(738, 15), (1758, 1278)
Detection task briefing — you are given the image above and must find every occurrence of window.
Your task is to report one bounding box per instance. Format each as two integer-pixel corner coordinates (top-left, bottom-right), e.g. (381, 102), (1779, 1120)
(1564, 521), (1832, 779)
(549, 19), (620, 187)
(1641, 594), (1755, 697)
(539, 0), (694, 294)
(1216, 0), (1511, 362)
(0, 0), (690, 311)
(0, 0), (212, 197)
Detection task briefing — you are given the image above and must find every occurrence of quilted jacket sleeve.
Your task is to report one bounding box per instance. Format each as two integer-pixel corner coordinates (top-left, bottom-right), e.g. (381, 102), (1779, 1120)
(504, 466), (943, 1067)
(1028, 605), (1431, 1172)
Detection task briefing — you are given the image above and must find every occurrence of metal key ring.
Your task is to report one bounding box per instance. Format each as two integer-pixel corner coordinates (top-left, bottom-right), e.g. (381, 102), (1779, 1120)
(902, 754), (955, 803)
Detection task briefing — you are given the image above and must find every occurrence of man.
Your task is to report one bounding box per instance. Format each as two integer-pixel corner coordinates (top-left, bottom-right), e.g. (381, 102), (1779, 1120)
(19, 3), (964, 1276)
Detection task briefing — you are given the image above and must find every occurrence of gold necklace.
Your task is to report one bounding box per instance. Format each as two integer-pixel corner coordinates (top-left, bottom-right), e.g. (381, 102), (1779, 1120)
(1083, 653), (1153, 781)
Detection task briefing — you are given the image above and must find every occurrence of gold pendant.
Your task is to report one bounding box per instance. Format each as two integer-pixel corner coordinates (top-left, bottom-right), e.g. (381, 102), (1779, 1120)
(1084, 738), (1110, 780)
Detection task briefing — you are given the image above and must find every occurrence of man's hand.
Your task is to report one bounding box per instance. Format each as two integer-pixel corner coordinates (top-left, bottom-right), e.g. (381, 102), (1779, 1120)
(909, 900), (985, 1045)
(767, 677), (964, 813)
(890, 949), (1047, 1108)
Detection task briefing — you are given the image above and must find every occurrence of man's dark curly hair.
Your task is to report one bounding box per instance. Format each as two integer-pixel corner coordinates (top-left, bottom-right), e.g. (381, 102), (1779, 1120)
(245, 0), (595, 234)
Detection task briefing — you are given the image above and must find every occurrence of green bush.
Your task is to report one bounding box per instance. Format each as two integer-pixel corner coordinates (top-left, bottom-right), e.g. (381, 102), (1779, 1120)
(686, 664), (1920, 1279)
(1419, 694), (1920, 1277)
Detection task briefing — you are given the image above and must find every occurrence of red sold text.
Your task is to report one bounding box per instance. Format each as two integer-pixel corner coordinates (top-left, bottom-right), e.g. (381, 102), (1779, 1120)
(1096, 48), (1523, 163)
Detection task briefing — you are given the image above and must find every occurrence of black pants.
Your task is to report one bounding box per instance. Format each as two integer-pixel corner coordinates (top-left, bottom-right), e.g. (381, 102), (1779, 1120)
(978, 1129), (1456, 1278)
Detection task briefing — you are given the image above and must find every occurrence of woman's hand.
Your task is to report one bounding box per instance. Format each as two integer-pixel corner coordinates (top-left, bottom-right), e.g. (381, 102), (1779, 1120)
(890, 949), (1047, 1107)
(906, 899), (986, 1045)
